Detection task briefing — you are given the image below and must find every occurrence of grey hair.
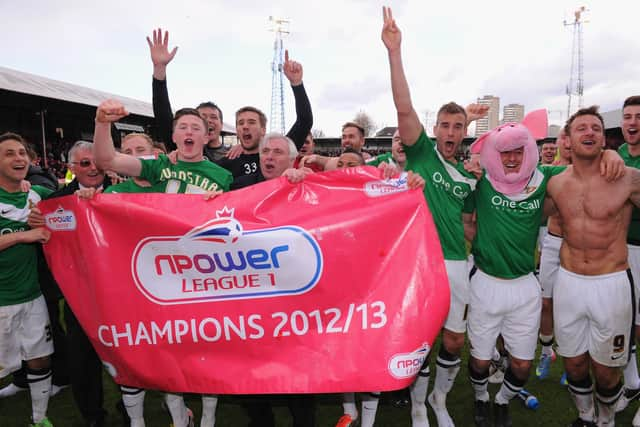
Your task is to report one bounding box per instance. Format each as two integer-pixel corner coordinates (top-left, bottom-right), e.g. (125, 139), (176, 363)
(68, 140), (94, 163)
(259, 133), (298, 161)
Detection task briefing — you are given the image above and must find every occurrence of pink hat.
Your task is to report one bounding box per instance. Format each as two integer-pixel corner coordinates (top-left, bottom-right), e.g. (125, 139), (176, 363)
(470, 109), (548, 195)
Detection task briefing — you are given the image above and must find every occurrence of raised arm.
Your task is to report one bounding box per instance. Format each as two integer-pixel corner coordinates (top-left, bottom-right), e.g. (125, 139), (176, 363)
(382, 6), (421, 146)
(147, 28), (178, 150)
(94, 100), (143, 177)
(284, 50), (313, 149)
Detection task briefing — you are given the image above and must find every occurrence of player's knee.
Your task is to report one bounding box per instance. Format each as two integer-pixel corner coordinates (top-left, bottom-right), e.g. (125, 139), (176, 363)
(26, 356), (51, 371)
(442, 330), (465, 354)
(508, 358), (531, 379)
(470, 357), (491, 374)
(565, 355), (590, 379)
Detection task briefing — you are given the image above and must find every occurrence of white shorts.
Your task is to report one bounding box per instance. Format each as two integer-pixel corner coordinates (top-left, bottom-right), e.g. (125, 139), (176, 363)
(0, 295), (54, 378)
(468, 268), (541, 361)
(538, 226), (548, 253)
(443, 259), (472, 334)
(540, 234), (562, 299)
(628, 245), (640, 326)
(554, 267), (634, 368)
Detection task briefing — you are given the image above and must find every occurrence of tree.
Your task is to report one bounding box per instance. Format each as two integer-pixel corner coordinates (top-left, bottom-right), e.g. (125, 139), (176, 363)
(353, 110), (377, 137)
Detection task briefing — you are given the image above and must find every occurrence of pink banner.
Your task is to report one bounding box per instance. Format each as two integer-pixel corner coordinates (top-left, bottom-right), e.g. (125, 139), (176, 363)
(40, 168), (449, 394)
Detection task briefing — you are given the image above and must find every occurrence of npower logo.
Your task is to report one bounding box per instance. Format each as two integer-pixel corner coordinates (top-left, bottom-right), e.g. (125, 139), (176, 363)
(364, 172), (409, 198)
(44, 207), (77, 231)
(388, 343), (430, 379)
(132, 207), (323, 305)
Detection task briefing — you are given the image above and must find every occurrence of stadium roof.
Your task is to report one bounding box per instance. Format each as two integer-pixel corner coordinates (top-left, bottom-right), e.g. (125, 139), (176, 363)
(0, 66), (154, 117)
(0, 66), (237, 134)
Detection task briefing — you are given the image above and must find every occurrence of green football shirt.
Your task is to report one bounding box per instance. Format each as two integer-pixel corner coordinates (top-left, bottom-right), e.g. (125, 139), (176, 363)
(618, 143), (640, 244)
(466, 166), (564, 279)
(139, 155), (232, 194)
(0, 185), (52, 306)
(367, 152), (394, 167)
(404, 130), (477, 260)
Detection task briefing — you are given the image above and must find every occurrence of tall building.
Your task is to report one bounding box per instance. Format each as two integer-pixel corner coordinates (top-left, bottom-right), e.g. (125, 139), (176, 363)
(475, 95), (500, 136)
(502, 103), (525, 124)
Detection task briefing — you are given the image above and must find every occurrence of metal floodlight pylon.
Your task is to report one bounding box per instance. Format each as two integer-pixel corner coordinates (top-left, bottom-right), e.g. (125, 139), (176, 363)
(269, 16), (290, 134)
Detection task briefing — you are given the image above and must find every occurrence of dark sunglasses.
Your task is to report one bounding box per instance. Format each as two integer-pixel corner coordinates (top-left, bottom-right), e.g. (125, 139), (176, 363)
(71, 158), (94, 168)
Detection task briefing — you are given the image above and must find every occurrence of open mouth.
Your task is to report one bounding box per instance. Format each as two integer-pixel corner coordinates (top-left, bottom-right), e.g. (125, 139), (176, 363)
(582, 140), (595, 146)
(184, 138), (195, 147)
(627, 128), (638, 137)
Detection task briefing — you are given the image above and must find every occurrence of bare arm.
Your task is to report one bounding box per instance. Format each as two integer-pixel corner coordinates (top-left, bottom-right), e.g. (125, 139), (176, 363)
(0, 228), (50, 251)
(629, 168), (640, 208)
(94, 100), (143, 177)
(462, 212), (476, 242)
(381, 7), (422, 146)
(542, 194), (559, 218)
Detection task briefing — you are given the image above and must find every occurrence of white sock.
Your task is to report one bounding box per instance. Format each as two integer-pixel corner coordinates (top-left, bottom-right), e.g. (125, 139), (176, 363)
(165, 393), (188, 427)
(27, 367), (52, 423)
(411, 365), (430, 426)
(568, 377), (595, 422)
(201, 394), (218, 427)
(625, 345), (640, 389)
(596, 383), (623, 426)
(539, 334), (554, 357)
(121, 386), (146, 421)
(342, 392), (357, 419)
(494, 368), (524, 405)
(434, 356), (460, 396)
(360, 392), (380, 427)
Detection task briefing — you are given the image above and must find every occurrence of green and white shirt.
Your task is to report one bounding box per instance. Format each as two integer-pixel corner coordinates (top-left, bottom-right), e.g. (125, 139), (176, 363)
(404, 131), (477, 260)
(0, 185), (52, 306)
(465, 166), (563, 279)
(618, 143), (640, 244)
(139, 155), (233, 194)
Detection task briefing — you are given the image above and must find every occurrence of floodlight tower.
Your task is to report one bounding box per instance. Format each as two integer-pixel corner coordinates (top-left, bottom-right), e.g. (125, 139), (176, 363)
(269, 16), (289, 134)
(564, 6), (588, 118)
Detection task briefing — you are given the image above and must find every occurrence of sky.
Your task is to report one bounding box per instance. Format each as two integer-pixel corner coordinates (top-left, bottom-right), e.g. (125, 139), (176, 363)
(2, 0), (639, 137)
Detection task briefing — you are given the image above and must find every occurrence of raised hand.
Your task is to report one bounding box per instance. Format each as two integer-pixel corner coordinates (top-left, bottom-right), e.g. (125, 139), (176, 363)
(283, 50), (303, 86)
(146, 28), (178, 67)
(465, 103), (490, 123)
(381, 6), (402, 52)
(96, 99), (129, 123)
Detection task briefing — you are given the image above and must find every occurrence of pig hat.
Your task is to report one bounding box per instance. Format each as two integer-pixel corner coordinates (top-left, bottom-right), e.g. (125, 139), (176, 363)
(470, 109), (548, 195)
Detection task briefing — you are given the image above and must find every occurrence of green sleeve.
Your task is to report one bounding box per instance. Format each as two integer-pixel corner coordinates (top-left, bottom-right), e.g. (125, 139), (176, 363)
(139, 156), (168, 184)
(32, 185), (53, 199)
(403, 129), (435, 157)
(541, 165), (566, 177)
(463, 188), (477, 214)
(367, 153), (392, 167)
(220, 168), (232, 192)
